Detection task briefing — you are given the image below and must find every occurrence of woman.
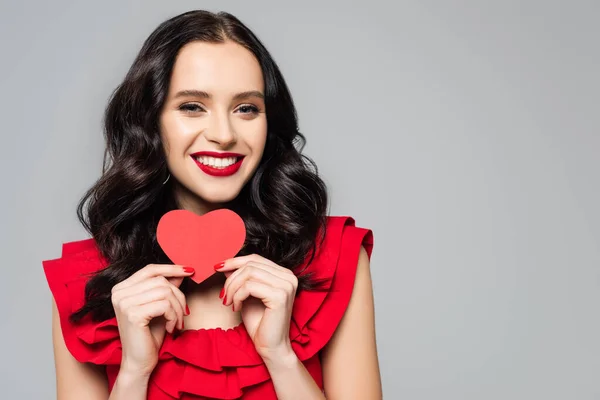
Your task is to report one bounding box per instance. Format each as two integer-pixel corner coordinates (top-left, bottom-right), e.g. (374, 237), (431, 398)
(43, 9), (381, 400)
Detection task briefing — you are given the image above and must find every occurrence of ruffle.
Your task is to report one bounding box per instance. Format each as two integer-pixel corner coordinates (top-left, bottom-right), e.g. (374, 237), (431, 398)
(42, 216), (374, 399)
(43, 238), (123, 365)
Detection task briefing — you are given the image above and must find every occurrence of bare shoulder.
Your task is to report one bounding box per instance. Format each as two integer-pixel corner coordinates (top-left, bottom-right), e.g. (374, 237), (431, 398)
(320, 245), (382, 399)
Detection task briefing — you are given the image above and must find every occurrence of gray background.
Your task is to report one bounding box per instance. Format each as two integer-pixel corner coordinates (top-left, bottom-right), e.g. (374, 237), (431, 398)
(1, 1), (598, 399)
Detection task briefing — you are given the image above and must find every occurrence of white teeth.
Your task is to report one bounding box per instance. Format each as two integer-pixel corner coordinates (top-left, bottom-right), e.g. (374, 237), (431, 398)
(194, 156), (238, 168)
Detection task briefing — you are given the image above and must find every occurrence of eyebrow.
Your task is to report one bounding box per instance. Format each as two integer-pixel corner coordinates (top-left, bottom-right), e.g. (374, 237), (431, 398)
(173, 89), (264, 101)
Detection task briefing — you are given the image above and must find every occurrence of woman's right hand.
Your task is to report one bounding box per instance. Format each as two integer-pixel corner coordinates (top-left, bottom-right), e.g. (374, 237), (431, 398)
(110, 264), (195, 377)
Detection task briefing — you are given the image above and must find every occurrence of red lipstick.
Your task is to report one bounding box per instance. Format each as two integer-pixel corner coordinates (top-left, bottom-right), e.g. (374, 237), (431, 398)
(190, 151), (244, 177)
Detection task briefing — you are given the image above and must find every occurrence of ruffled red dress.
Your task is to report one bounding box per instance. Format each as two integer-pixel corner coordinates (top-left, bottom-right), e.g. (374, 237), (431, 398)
(42, 216), (373, 399)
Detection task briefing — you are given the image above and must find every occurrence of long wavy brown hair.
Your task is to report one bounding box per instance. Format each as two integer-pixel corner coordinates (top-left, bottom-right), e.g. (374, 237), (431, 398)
(69, 10), (329, 324)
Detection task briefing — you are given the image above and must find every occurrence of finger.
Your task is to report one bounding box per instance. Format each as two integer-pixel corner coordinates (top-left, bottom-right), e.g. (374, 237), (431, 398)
(114, 275), (181, 300)
(118, 286), (184, 331)
(112, 276), (188, 323)
(221, 263), (254, 302)
(113, 264), (194, 292)
(231, 279), (290, 312)
(128, 299), (178, 333)
(215, 254), (285, 273)
(223, 265), (278, 306)
(243, 261), (297, 283)
(168, 275), (186, 288)
(224, 266), (293, 309)
(115, 264), (193, 291)
(223, 263), (296, 305)
(119, 286), (184, 331)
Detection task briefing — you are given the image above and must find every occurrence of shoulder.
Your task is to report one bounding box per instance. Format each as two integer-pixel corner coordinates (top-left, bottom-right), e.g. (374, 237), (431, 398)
(299, 215), (373, 282)
(41, 237), (105, 303)
(290, 215), (374, 360)
(42, 237), (107, 294)
(320, 215), (374, 307)
(323, 215), (374, 256)
(42, 238), (121, 365)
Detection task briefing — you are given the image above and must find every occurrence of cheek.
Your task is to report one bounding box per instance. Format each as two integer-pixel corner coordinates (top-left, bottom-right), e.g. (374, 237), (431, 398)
(244, 120), (268, 154)
(161, 114), (202, 153)
(234, 117), (267, 155)
(158, 119), (171, 156)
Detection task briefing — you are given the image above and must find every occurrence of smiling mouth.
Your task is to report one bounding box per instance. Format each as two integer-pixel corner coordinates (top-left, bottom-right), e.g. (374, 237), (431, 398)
(192, 155), (242, 169)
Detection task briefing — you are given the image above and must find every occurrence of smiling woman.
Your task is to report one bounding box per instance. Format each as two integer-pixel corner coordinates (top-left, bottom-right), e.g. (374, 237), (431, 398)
(42, 9), (381, 400)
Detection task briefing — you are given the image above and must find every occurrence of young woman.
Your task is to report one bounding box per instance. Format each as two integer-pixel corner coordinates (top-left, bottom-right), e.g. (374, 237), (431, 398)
(42, 9), (381, 400)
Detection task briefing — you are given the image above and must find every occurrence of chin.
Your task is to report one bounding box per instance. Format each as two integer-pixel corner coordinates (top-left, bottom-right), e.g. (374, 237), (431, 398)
(194, 186), (243, 205)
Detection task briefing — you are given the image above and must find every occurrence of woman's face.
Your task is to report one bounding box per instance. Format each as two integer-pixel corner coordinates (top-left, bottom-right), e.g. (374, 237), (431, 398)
(160, 40), (267, 214)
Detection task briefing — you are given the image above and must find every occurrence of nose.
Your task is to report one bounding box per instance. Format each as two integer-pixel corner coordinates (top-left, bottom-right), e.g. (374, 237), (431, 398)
(204, 111), (237, 148)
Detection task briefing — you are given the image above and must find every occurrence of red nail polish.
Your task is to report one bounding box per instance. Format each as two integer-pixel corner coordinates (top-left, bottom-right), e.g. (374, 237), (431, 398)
(232, 304), (235, 312)
(214, 262), (225, 270)
(223, 294), (227, 305)
(185, 304), (190, 315)
(183, 266), (195, 273)
(219, 288), (224, 298)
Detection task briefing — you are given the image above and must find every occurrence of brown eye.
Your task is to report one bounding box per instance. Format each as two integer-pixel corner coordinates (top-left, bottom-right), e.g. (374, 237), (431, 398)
(179, 103), (205, 113)
(236, 104), (259, 114)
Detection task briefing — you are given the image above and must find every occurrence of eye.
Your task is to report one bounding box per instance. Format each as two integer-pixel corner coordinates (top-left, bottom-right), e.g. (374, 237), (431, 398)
(236, 104), (260, 115)
(179, 103), (205, 113)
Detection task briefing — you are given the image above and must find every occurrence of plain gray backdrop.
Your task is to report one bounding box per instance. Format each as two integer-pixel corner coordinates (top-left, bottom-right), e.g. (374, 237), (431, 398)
(1, 1), (598, 399)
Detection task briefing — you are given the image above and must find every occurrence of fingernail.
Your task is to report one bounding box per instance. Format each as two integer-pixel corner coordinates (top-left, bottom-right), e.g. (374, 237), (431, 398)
(222, 294), (227, 305)
(182, 320), (185, 329)
(219, 288), (224, 299)
(185, 304), (190, 315)
(183, 266), (195, 273)
(232, 304), (235, 312)
(214, 262), (225, 271)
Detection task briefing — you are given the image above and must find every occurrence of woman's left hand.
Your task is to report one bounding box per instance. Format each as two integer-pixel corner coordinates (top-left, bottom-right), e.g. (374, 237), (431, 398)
(215, 254), (298, 359)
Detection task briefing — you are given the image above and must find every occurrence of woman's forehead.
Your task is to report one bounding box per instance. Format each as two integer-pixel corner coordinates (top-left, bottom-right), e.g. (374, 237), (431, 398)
(169, 41), (264, 97)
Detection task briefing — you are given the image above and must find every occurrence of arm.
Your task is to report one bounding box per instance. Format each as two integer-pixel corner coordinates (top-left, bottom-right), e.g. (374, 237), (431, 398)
(320, 245), (382, 399)
(262, 350), (327, 400)
(262, 246), (382, 400)
(51, 299), (149, 400)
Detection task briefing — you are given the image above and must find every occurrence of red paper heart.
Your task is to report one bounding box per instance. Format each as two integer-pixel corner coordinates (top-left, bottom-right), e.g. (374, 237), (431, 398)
(156, 209), (246, 284)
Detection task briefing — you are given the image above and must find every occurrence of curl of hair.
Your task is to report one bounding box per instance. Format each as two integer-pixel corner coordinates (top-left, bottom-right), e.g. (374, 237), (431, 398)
(69, 10), (329, 324)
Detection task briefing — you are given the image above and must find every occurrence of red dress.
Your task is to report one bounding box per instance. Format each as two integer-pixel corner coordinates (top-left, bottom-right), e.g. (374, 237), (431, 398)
(42, 216), (373, 399)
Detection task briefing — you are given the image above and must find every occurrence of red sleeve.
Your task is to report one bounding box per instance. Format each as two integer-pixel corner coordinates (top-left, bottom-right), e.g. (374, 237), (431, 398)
(290, 216), (374, 360)
(42, 238), (122, 365)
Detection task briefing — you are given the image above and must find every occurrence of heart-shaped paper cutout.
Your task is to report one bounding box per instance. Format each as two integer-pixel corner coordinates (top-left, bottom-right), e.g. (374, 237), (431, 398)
(156, 208), (246, 284)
